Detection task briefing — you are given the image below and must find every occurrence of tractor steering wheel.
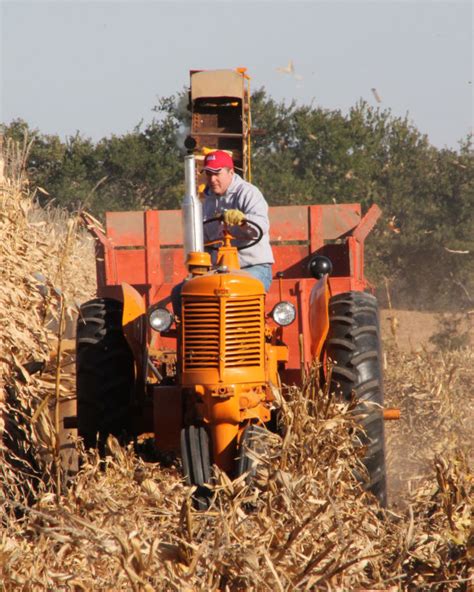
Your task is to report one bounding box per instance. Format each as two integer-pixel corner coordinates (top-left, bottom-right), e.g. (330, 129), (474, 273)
(203, 215), (263, 251)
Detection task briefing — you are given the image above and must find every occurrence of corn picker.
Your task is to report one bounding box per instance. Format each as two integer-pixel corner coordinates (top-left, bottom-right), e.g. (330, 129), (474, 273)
(75, 68), (391, 508)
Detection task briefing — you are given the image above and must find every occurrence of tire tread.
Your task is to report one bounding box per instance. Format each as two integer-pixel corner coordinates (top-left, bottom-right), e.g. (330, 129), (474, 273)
(326, 291), (387, 506)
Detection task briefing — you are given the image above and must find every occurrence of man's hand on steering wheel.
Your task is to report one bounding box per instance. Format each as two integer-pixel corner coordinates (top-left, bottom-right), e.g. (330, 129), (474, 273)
(203, 215), (263, 251)
(222, 209), (246, 226)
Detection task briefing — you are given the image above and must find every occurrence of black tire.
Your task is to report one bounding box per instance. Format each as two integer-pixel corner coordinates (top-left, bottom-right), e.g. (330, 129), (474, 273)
(326, 291), (387, 506)
(180, 425), (212, 510)
(76, 298), (135, 451)
(235, 424), (268, 483)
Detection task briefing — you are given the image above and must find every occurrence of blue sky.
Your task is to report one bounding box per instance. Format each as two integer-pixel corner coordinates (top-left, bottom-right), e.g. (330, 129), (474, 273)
(1, 1), (472, 149)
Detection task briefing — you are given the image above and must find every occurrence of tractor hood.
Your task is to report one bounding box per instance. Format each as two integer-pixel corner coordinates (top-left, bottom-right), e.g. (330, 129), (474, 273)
(181, 269), (265, 298)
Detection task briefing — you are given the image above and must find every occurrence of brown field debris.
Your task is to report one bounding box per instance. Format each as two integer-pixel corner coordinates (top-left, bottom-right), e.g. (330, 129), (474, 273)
(0, 140), (472, 590)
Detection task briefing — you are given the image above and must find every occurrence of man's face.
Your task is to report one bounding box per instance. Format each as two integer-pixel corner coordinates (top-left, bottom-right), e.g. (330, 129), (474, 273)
(205, 167), (234, 196)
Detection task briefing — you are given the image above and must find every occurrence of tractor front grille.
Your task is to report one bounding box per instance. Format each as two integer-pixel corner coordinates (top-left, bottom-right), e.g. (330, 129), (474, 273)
(183, 298), (220, 369)
(225, 297), (263, 367)
(182, 296), (264, 371)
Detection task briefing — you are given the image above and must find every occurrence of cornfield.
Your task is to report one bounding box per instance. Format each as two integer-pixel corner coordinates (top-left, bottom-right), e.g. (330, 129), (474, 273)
(0, 140), (472, 591)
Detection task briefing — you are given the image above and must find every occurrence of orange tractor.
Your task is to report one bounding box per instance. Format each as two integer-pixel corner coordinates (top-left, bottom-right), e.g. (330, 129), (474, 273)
(76, 68), (389, 507)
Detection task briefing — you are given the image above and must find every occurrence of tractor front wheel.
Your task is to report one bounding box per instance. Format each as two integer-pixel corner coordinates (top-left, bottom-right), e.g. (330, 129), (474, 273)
(235, 424), (268, 483)
(180, 424), (213, 510)
(326, 291), (387, 506)
(76, 298), (135, 452)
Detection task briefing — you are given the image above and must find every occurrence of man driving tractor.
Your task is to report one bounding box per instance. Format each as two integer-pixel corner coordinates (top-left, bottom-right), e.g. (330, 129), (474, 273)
(202, 150), (274, 292)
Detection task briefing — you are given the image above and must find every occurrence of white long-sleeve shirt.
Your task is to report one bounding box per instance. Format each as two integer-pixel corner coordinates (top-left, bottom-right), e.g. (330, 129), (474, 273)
(202, 173), (274, 268)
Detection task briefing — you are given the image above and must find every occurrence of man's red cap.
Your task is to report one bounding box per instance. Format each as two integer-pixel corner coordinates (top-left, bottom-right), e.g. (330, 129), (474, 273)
(203, 150), (234, 172)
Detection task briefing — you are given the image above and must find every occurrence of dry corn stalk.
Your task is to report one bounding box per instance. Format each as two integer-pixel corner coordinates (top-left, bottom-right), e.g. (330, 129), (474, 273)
(0, 137), (472, 590)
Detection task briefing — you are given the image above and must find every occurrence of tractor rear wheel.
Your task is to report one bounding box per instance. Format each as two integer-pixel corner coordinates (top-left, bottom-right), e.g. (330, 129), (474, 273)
(76, 298), (135, 452)
(180, 424), (213, 510)
(326, 291), (387, 506)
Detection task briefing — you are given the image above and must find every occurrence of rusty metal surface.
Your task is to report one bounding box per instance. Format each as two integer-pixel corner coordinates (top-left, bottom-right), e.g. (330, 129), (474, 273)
(272, 245), (310, 277)
(191, 107), (245, 173)
(269, 204), (360, 242)
(144, 211), (160, 287)
(158, 210), (184, 245)
(191, 69), (244, 100)
(383, 408), (401, 420)
(353, 204), (382, 242)
(152, 385), (182, 451)
(269, 206), (309, 241)
(189, 68), (249, 178)
(192, 131), (244, 138)
(92, 203), (378, 381)
(320, 203), (360, 238)
(96, 205), (373, 291)
(106, 211), (146, 246)
(112, 250), (147, 285)
(160, 249), (186, 284)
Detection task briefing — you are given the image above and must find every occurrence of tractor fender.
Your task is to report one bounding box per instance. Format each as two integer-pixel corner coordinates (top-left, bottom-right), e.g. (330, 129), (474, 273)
(121, 282), (147, 388)
(308, 274), (331, 361)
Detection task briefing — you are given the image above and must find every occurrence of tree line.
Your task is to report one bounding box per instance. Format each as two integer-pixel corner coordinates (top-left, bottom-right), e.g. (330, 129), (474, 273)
(2, 89), (473, 310)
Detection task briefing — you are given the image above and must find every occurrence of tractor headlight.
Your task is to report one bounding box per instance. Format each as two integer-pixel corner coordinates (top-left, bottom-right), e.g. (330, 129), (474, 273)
(148, 307), (173, 332)
(271, 302), (296, 326)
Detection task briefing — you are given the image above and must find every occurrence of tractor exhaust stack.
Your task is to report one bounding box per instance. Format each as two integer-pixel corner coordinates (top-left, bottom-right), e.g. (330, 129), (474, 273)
(182, 155), (204, 259)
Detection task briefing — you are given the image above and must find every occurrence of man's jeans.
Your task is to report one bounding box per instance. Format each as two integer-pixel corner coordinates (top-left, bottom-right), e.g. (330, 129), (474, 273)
(241, 263), (273, 292)
(171, 264), (273, 317)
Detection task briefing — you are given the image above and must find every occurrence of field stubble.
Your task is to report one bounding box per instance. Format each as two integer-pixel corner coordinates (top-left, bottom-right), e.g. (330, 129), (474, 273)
(0, 147), (472, 590)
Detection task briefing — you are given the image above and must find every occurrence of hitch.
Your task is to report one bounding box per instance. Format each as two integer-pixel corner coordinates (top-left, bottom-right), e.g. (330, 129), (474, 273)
(383, 408), (401, 420)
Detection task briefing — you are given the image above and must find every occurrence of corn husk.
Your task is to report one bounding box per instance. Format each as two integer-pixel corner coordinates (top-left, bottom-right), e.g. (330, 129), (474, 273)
(0, 140), (471, 590)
